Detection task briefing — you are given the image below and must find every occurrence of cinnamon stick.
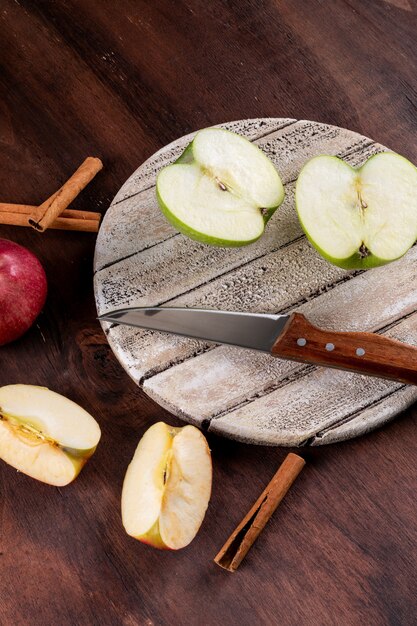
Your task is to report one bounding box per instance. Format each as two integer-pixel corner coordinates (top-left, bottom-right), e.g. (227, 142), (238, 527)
(0, 202), (101, 233)
(214, 453), (305, 572)
(28, 157), (103, 231)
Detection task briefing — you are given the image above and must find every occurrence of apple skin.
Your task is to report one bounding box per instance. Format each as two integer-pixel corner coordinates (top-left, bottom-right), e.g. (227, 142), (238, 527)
(157, 130), (284, 248)
(136, 519), (170, 551)
(295, 153), (417, 270)
(0, 239), (47, 346)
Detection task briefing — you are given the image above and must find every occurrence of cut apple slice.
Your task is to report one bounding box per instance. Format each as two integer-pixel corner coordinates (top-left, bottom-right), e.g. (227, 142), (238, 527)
(0, 385), (101, 486)
(156, 128), (284, 246)
(295, 152), (417, 269)
(121, 422), (212, 550)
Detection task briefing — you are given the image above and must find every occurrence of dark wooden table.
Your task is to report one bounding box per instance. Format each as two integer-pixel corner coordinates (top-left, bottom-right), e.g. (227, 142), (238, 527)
(1, 2), (416, 624)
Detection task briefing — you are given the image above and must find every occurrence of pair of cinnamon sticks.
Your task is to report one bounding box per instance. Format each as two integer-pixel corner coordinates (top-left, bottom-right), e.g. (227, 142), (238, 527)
(0, 157), (103, 233)
(214, 453), (305, 572)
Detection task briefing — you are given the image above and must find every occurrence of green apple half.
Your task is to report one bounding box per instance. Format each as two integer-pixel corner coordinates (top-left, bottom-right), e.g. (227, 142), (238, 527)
(121, 422), (212, 550)
(0, 385), (101, 486)
(156, 128), (285, 246)
(295, 152), (417, 269)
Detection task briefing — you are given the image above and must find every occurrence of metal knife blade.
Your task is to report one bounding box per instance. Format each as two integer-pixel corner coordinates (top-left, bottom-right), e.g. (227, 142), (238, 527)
(98, 307), (290, 352)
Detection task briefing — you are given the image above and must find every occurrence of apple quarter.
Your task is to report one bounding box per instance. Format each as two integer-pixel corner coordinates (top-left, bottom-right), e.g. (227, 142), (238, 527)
(121, 422), (212, 550)
(0, 385), (101, 486)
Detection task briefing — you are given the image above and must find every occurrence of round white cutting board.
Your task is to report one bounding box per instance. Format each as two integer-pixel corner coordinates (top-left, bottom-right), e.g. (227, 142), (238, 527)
(94, 118), (417, 446)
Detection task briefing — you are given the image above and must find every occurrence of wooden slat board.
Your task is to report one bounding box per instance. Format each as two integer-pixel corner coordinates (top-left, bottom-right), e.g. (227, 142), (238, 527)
(94, 118), (417, 446)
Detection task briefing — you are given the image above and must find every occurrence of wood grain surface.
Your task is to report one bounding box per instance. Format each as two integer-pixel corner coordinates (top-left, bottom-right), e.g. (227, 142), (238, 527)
(94, 119), (417, 445)
(1, 1), (416, 625)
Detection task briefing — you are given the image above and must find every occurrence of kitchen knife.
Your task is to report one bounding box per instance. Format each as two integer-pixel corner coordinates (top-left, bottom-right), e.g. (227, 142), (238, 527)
(98, 307), (417, 385)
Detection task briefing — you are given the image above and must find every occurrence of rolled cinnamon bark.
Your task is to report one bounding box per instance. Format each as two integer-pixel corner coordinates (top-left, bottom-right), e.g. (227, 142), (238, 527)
(0, 202), (101, 232)
(214, 453), (305, 572)
(28, 157), (103, 232)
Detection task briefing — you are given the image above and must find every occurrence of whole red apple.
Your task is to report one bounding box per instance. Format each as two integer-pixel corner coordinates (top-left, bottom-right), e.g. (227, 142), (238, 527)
(0, 238), (47, 346)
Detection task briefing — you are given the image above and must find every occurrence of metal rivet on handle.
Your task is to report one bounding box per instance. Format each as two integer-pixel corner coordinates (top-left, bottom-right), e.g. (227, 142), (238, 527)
(325, 343), (335, 351)
(297, 338), (307, 347)
(356, 347), (366, 356)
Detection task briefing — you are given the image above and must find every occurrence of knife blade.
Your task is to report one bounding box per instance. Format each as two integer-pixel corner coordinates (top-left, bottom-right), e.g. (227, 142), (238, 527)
(99, 307), (289, 352)
(98, 307), (417, 385)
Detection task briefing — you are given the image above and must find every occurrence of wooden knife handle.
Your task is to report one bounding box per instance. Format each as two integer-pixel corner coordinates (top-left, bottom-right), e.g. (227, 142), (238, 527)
(272, 313), (417, 385)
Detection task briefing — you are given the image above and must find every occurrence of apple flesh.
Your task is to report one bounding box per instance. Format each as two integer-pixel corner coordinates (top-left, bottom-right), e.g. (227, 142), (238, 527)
(0, 385), (101, 486)
(0, 238), (47, 346)
(121, 422), (212, 550)
(156, 128), (284, 246)
(295, 153), (417, 269)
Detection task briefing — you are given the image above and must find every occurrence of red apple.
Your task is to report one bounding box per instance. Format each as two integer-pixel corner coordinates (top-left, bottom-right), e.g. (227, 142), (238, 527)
(0, 238), (47, 346)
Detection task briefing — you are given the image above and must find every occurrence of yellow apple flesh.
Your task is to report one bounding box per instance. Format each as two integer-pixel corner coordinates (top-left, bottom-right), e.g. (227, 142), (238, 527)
(121, 422), (212, 550)
(0, 385), (101, 486)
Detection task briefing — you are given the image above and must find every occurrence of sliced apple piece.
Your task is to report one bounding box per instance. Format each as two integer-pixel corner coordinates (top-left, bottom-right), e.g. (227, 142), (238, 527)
(156, 128), (284, 246)
(0, 384), (101, 486)
(295, 152), (417, 269)
(121, 422), (212, 550)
